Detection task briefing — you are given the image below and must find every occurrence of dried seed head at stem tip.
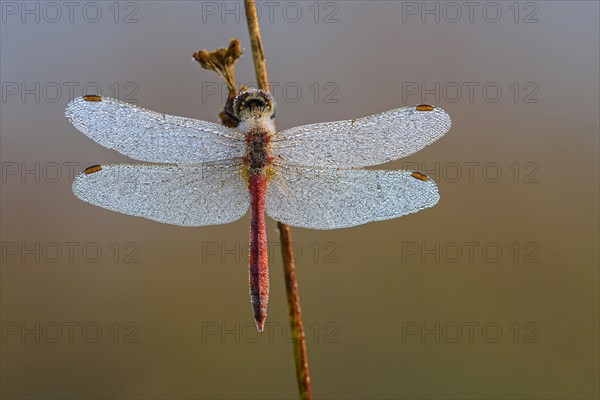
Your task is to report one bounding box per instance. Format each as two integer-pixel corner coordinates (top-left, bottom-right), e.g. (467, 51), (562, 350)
(194, 39), (243, 127)
(193, 38), (242, 93)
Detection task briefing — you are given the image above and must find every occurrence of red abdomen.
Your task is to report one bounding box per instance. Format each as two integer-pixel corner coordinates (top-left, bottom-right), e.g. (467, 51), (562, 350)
(248, 172), (269, 331)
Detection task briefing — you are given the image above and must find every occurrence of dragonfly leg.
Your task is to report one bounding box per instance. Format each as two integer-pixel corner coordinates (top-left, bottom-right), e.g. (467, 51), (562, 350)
(223, 93), (241, 125)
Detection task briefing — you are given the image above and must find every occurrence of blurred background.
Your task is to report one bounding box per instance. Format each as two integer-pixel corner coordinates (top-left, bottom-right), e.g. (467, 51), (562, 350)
(1, 1), (598, 399)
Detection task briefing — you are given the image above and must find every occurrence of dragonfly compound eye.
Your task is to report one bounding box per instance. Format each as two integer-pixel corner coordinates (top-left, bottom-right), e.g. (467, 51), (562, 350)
(233, 89), (274, 119)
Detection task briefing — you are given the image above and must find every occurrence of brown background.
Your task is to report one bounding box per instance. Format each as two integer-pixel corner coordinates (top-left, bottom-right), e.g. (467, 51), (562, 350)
(1, 1), (598, 399)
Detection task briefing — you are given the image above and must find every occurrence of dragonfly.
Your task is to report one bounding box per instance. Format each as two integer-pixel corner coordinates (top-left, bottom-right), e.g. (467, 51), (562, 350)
(66, 89), (451, 331)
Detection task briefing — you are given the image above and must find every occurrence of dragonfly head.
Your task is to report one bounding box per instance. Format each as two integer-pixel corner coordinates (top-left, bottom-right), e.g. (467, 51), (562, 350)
(233, 89), (275, 121)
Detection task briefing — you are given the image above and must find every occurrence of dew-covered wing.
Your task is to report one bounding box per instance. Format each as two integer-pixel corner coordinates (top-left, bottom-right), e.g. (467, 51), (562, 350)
(73, 162), (248, 226)
(266, 165), (439, 230)
(66, 96), (245, 163)
(271, 105), (451, 168)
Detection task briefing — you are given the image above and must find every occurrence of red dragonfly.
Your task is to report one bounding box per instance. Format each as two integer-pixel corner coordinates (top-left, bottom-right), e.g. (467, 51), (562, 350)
(66, 90), (451, 331)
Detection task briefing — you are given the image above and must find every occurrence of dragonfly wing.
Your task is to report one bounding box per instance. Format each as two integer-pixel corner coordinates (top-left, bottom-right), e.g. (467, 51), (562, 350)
(66, 96), (245, 163)
(266, 165), (439, 230)
(271, 105), (451, 168)
(73, 163), (249, 226)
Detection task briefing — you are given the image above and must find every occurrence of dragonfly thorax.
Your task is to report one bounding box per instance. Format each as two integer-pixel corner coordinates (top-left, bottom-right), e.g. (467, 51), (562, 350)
(244, 129), (273, 175)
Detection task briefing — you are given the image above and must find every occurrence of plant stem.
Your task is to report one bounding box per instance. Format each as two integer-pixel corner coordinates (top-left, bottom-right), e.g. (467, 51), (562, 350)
(278, 221), (312, 400)
(244, 0), (270, 91)
(243, 1), (312, 398)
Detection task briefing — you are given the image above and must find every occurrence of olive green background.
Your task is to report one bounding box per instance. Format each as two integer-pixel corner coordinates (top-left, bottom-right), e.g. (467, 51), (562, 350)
(1, 1), (598, 399)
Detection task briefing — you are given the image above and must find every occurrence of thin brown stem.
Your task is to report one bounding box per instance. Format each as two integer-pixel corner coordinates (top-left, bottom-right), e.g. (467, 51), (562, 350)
(244, 0), (270, 91)
(243, 1), (312, 399)
(278, 222), (312, 400)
